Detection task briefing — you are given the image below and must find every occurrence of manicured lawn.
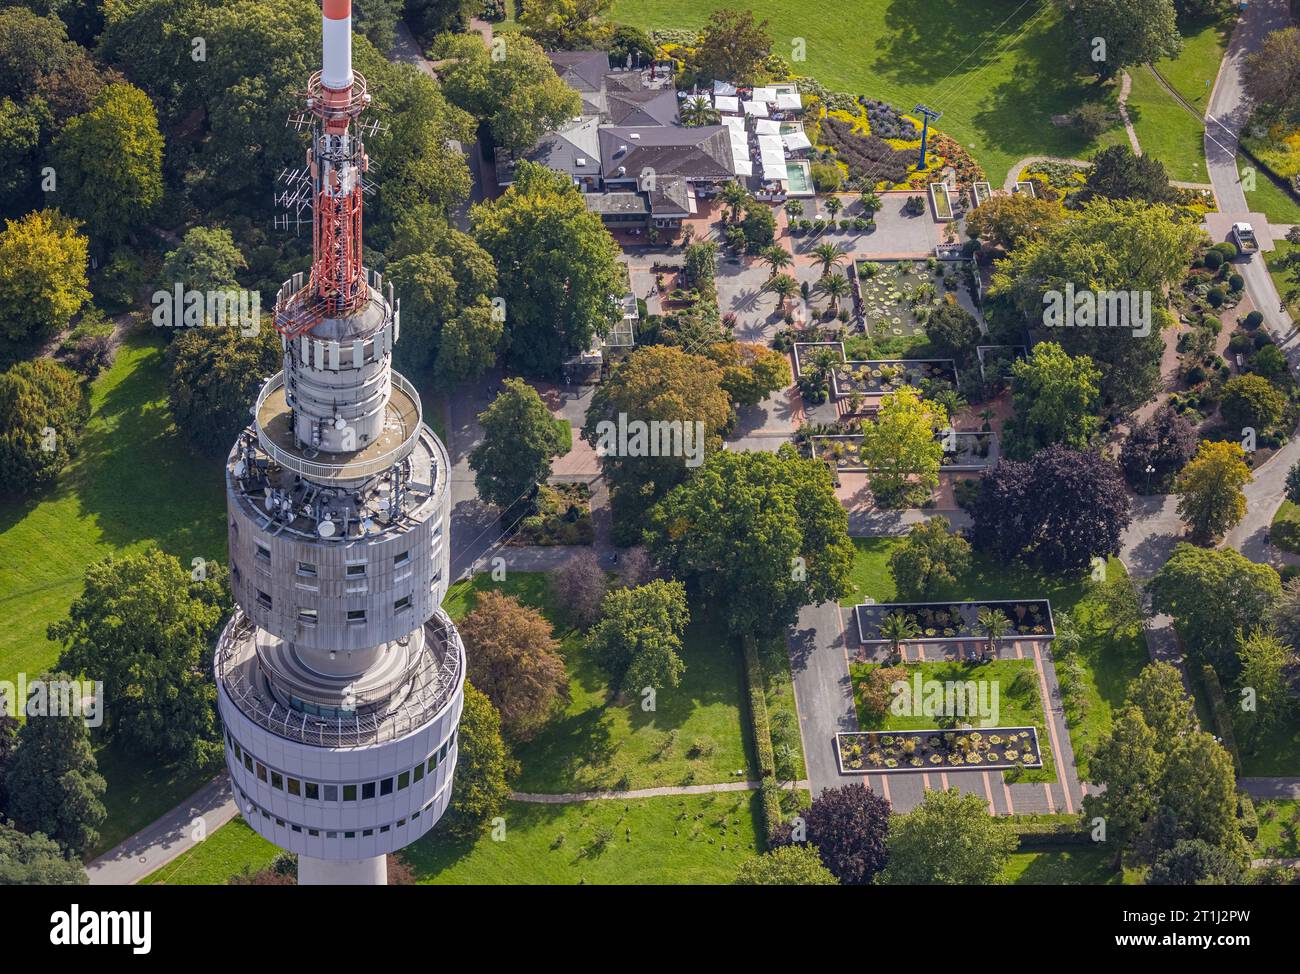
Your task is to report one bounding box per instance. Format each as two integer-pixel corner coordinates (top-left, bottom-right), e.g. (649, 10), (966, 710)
(1001, 843), (1124, 884)
(1270, 499), (1300, 554)
(843, 540), (1148, 778)
(1236, 713), (1300, 777)
(141, 818), (279, 885)
(611, 0), (1108, 185)
(1264, 238), (1299, 319)
(1113, 66), (1208, 183)
(91, 744), (215, 858)
(1243, 166), (1300, 225)
(1152, 13), (1233, 109)
(445, 572), (753, 792)
(1253, 799), (1300, 859)
(0, 334), (226, 687)
(849, 658), (1057, 783)
(408, 793), (762, 884)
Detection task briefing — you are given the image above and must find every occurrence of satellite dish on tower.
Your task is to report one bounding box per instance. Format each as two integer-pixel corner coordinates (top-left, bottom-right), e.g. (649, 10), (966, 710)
(317, 516), (336, 538)
(334, 416), (347, 431)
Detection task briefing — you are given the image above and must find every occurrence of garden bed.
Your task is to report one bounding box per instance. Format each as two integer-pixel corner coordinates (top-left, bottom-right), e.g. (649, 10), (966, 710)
(855, 599), (1055, 643)
(831, 359), (958, 397)
(835, 726), (1043, 773)
(857, 259), (968, 340)
(810, 431), (997, 472)
(510, 482), (594, 546)
(929, 182), (954, 221)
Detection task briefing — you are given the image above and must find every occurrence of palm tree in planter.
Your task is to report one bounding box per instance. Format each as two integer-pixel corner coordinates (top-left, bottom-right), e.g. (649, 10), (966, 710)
(785, 199), (804, 220)
(720, 181), (749, 224)
(979, 407), (996, 432)
(825, 195), (843, 220)
(975, 607), (1012, 662)
(859, 191), (882, 215)
(879, 611), (922, 663)
(760, 245), (793, 277)
(817, 272), (851, 316)
(811, 242), (849, 277)
(681, 95), (720, 127)
(763, 273), (800, 314)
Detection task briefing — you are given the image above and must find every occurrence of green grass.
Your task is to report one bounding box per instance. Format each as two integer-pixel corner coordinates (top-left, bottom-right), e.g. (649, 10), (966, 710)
(1236, 713), (1300, 777)
(554, 418), (573, 453)
(91, 744), (215, 858)
(850, 658), (1057, 783)
(1264, 238), (1299, 319)
(1001, 843), (1125, 884)
(1113, 66), (1208, 183)
(141, 818), (279, 885)
(1253, 800), (1300, 859)
(1152, 14), (1233, 109)
(145, 793), (762, 885)
(843, 540), (1148, 777)
(756, 636), (805, 781)
(0, 334), (226, 687)
(1270, 499), (1300, 554)
(407, 792), (761, 884)
(445, 572), (753, 792)
(1243, 166), (1300, 225)
(612, 0), (1110, 185)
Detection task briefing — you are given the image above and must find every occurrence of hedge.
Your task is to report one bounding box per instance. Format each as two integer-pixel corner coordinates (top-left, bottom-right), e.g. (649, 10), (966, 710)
(1238, 792), (1259, 842)
(742, 636), (782, 845)
(1201, 663), (1243, 775)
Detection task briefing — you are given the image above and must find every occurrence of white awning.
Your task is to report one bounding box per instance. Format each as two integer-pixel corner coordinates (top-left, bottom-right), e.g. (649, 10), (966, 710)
(750, 86), (777, 104)
(753, 118), (782, 135)
(733, 158), (754, 177)
(743, 100), (769, 117)
(775, 92), (803, 110)
(713, 80), (738, 97)
(714, 95), (740, 114)
(782, 131), (812, 152)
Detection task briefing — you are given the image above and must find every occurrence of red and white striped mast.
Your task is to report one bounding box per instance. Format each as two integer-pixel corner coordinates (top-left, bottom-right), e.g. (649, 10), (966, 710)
(277, 0), (371, 336)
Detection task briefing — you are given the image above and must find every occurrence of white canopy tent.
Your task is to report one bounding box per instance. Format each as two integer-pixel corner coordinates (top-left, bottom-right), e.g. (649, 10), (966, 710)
(750, 86), (777, 104)
(753, 118), (782, 135)
(743, 100), (769, 118)
(713, 80), (738, 97)
(775, 92), (803, 111)
(782, 130), (812, 152)
(714, 95), (740, 114)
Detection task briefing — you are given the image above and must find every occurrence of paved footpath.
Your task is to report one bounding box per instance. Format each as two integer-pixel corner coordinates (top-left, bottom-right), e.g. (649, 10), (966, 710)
(87, 775), (236, 885)
(511, 779), (811, 804)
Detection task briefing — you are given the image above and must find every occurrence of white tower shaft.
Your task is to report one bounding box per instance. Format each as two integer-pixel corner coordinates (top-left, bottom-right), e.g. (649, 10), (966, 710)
(321, 0), (353, 91)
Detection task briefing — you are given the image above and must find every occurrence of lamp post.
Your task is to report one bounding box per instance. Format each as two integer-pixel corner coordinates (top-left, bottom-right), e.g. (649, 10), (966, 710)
(1145, 464), (1155, 494)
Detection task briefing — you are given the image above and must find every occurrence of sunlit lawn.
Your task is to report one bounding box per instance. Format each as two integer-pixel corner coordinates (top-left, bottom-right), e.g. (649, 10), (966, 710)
(1001, 843), (1125, 884)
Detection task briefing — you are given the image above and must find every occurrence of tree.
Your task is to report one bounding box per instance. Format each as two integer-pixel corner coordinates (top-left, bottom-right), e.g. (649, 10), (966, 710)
(810, 242), (849, 277)
(51, 82), (163, 244)
(1089, 571), (1144, 639)
(705, 341), (792, 408)
(889, 516), (971, 600)
(739, 198), (777, 252)
(762, 273), (799, 313)
(165, 325), (282, 456)
(1004, 341), (1100, 458)
(0, 208), (89, 346)
(519, 0), (613, 50)
(460, 591), (569, 741)
(587, 580), (689, 696)
(1244, 26), (1300, 120)
(1060, 0), (1182, 78)
(991, 198), (1200, 410)
(877, 788), (1018, 885)
(350, 0), (401, 51)
(1084, 144), (1175, 204)
(759, 245), (792, 277)
(1148, 543), (1281, 674)
(858, 386), (948, 507)
(816, 273), (851, 315)
(0, 821), (87, 885)
(720, 181), (750, 223)
(549, 548), (608, 629)
(469, 378), (567, 517)
(434, 32), (582, 155)
(583, 345), (732, 534)
(0, 714), (16, 815)
(975, 606), (1012, 662)
(680, 94), (720, 127)
(48, 546), (230, 769)
(443, 683), (515, 842)
(966, 193), (1063, 250)
(609, 24), (654, 66)
(471, 162), (622, 374)
(0, 7), (83, 99)
(1126, 660), (1197, 745)
(1220, 374), (1286, 434)
(878, 612), (920, 662)
(1148, 838), (1248, 885)
(0, 358), (88, 494)
(1155, 730), (1247, 858)
(789, 785), (891, 885)
(159, 226), (246, 294)
(647, 447), (853, 641)
(1174, 440), (1253, 544)
(969, 445), (1131, 572)
(1272, 577), (1300, 649)
(1237, 628), (1294, 741)
(405, 0), (478, 42)
(924, 299), (981, 364)
(693, 8), (772, 85)
(436, 299), (505, 383)
(1120, 406), (1198, 493)
(5, 682), (106, 855)
(733, 844), (839, 885)
(1083, 705), (1163, 859)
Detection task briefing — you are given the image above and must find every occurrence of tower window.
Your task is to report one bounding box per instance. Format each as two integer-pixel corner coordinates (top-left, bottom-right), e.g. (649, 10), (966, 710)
(287, 778), (301, 797)
(323, 785), (338, 802)
(343, 784), (357, 802)
(305, 782), (319, 801)
(297, 608), (317, 625)
(345, 563), (367, 578)
(393, 551), (410, 568)
(255, 543), (271, 562)
(297, 561), (317, 577)
(256, 590), (272, 610)
(361, 781), (375, 800)
(380, 778), (393, 796)
(397, 771), (409, 790)
(270, 772), (283, 791)
(394, 595), (411, 612)
(346, 609), (366, 623)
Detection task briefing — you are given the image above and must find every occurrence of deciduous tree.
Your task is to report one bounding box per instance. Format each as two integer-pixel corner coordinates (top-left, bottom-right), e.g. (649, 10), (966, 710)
(787, 784), (891, 885)
(1004, 341), (1100, 458)
(858, 386), (948, 507)
(587, 580), (689, 696)
(1174, 440), (1252, 544)
(877, 788), (1017, 885)
(165, 324), (282, 456)
(733, 844), (839, 885)
(888, 516), (971, 600)
(443, 683), (515, 842)
(468, 378), (567, 517)
(0, 208), (89, 346)
(0, 358), (88, 494)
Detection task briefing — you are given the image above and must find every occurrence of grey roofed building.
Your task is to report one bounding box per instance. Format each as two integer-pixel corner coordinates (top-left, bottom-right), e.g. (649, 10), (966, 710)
(648, 174), (691, 217)
(495, 115), (602, 187)
(548, 50), (610, 94)
(599, 125), (735, 184)
(583, 191), (649, 216)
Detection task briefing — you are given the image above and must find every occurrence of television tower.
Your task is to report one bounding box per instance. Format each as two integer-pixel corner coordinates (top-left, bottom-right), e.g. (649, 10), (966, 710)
(214, 0), (464, 885)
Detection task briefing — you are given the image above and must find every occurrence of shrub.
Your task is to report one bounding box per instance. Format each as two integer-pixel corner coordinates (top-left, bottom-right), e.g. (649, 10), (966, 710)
(1213, 241), (1239, 261)
(1228, 273), (1244, 291)
(1207, 286), (1226, 308)
(1200, 664), (1242, 774)
(1204, 249), (1224, 270)
(1244, 310), (1264, 329)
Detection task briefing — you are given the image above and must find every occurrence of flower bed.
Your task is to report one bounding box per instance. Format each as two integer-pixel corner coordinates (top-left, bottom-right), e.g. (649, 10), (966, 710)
(809, 431), (997, 471)
(835, 727), (1043, 773)
(831, 359), (958, 397)
(855, 600), (1055, 643)
(857, 259), (966, 338)
(509, 482), (594, 546)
